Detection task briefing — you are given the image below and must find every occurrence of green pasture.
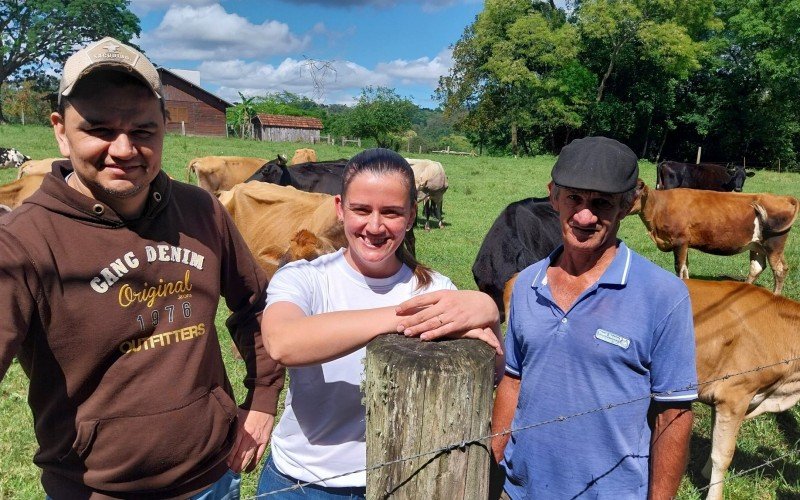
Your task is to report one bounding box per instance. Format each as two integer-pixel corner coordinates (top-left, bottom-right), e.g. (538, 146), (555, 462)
(1, 123), (799, 498)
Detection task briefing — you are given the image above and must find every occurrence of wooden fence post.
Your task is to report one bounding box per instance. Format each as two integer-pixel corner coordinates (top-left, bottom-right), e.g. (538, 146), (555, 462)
(365, 335), (495, 499)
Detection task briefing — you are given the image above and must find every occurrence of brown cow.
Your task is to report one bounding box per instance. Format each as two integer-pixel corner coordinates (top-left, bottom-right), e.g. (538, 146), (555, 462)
(0, 174), (45, 209)
(187, 155), (272, 194)
(289, 148), (317, 165)
(16, 158), (64, 179)
(218, 182), (345, 279)
(632, 181), (799, 294)
(501, 275), (800, 500)
(689, 279), (800, 500)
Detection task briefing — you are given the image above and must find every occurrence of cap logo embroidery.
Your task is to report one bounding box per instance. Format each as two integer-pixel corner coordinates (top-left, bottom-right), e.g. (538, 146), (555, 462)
(89, 42), (133, 63)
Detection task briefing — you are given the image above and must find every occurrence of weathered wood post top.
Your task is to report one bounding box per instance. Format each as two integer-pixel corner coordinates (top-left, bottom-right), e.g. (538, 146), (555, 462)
(365, 335), (496, 500)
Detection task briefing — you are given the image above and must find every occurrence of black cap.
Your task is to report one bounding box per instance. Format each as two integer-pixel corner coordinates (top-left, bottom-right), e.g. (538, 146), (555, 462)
(551, 136), (638, 193)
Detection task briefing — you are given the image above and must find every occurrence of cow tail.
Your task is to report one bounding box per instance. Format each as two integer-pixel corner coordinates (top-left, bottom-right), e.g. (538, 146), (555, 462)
(186, 161), (196, 182)
(753, 198), (799, 235)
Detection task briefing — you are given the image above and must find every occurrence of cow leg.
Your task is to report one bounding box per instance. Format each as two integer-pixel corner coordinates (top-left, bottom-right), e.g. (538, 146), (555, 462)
(764, 236), (790, 295)
(674, 244), (690, 278)
(767, 251), (788, 295)
(423, 200), (431, 231)
(704, 400), (748, 500)
(746, 248), (766, 285)
(436, 199), (444, 229)
(702, 407), (716, 478)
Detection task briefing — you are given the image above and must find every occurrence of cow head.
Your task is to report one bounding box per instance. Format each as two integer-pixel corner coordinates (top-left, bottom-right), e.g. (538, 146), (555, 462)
(628, 179), (647, 215)
(245, 159), (289, 185)
(725, 164), (754, 192)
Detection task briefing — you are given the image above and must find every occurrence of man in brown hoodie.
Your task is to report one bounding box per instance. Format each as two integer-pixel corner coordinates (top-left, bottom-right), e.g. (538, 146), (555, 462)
(0, 37), (284, 498)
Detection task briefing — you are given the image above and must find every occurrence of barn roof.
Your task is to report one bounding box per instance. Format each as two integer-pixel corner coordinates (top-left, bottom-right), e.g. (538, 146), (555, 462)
(253, 113), (323, 130)
(157, 68), (232, 110)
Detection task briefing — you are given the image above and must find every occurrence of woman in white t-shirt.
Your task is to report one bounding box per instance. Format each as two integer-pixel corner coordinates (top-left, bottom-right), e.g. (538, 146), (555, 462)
(255, 148), (502, 498)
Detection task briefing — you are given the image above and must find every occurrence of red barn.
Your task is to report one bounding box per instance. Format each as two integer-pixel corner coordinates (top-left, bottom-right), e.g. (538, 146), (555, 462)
(157, 68), (231, 137)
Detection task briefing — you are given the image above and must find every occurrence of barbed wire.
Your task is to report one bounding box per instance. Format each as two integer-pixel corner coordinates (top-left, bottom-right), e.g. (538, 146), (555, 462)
(696, 439), (800, 493)
(245, 352), (800, 498)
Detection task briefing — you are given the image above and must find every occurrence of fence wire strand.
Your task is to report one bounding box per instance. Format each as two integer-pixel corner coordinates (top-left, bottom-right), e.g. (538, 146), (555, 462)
(696, 439), (800, 493)
(246, 353), (800, 498)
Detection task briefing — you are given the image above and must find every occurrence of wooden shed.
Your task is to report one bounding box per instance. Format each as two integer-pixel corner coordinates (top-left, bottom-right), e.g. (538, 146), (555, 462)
(251, 113), (323, 142)
(157, 68), (231, 137)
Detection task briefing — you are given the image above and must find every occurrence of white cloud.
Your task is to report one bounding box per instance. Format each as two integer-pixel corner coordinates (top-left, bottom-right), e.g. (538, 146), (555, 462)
(374, 48), (453, 86)
(199, 58), (390, 103)
(139, 4), (309, 61)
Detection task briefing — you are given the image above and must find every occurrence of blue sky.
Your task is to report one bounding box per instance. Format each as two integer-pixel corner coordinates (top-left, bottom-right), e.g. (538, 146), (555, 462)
(131, 0), (485, 108)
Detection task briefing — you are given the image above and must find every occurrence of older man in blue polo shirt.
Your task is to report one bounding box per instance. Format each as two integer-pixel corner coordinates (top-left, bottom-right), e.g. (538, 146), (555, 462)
(491, 136), (697, 499)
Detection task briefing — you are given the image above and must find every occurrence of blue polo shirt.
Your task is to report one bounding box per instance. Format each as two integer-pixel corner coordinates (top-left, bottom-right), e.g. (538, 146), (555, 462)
(501, 241), (697, 499)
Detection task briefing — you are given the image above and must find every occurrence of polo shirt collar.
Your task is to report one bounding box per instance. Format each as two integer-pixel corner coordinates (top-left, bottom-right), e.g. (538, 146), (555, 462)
(530, 240), (633, 289)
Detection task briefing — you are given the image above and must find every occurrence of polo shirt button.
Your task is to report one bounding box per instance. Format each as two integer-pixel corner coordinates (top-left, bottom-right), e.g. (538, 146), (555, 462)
(561, 318), (568, 324)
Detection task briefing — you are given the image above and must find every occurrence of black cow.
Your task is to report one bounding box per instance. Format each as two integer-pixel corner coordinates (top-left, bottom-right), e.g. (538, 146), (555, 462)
(245, 159), (348, 196)
(656, 161), (754, 192)
(472, 197), (562, 322)
(0, 148), (31, 169)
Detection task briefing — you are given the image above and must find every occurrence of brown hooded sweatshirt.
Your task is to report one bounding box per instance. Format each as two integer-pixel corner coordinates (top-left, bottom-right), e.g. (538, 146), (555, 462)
(0, 162), (284, 498)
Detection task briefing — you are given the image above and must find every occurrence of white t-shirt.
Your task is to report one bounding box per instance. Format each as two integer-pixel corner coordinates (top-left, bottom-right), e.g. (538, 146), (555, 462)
(267, 249), (456, 487)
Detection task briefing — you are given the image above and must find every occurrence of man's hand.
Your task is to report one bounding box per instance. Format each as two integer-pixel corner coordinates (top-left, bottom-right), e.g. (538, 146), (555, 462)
(227, 408), (275, 473)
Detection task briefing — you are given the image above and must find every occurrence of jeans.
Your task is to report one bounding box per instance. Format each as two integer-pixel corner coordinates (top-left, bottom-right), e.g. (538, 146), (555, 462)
(189, 469), (242, 500)
(257, 454), (366, 499)
(46, 470), (241, 500)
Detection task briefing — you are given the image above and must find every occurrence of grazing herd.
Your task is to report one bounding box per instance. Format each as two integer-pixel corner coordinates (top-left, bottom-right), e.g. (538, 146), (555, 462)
(1, 147), (798, 497)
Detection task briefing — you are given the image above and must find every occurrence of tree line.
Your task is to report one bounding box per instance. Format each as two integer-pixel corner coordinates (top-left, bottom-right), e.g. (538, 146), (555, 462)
(5, 0), (797, 169)
(226, 87), (470, 154)
(436, 0), (800, 170)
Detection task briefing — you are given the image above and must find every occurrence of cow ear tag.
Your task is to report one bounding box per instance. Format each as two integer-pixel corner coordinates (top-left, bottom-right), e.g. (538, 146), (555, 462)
(595, 329), (630, 349)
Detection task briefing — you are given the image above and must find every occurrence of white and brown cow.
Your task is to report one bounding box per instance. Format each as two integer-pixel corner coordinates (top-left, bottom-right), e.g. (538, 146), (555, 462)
(407, 158), (448, 230)
(632, 181), (799, 294)
(689, 279), (800, 500)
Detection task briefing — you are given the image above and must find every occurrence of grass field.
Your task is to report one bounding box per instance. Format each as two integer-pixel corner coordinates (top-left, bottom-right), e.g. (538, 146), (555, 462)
(1, 123), (799, 498)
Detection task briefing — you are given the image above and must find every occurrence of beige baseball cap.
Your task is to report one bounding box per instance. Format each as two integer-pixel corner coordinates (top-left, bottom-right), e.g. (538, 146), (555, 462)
(58, 36), (162, 104)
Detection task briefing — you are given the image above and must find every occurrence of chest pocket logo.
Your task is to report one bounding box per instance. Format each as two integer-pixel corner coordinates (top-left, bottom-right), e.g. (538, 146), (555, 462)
(595, 329), (630, 350)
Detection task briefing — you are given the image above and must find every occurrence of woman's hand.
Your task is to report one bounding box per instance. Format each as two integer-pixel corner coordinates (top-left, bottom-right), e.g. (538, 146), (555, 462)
(395, 290), (502, 354)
